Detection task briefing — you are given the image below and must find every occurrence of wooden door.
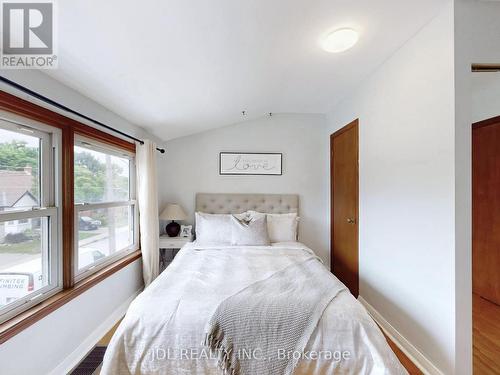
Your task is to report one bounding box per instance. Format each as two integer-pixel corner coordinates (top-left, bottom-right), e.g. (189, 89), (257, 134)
(473, 116), (500, 305)
(331, 120), (359, 296)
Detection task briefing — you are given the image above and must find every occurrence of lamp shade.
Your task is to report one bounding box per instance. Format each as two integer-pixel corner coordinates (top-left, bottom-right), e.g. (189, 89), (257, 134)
(160, 204), (187, 221)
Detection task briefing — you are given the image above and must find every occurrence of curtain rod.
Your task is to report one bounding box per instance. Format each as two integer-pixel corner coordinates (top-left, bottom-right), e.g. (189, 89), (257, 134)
(0, 75), (165, 153)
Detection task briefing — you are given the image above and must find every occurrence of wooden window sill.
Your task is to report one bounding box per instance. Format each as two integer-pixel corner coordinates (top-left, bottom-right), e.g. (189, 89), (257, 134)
(0, 250), (142, 344)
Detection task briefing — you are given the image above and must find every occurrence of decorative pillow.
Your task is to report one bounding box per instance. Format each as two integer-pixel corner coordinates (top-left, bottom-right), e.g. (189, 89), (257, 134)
(195, 212), (232, 245)
(230, 215), (270, 246)
(233, 211), (252, 221)
(248, 211), (299, 242)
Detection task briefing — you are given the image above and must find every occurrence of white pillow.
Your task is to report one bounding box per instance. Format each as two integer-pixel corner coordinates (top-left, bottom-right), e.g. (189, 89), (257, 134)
(247, 211), (299, 243)
(195, 212), (231, 245)
(230, 215), (270, 246)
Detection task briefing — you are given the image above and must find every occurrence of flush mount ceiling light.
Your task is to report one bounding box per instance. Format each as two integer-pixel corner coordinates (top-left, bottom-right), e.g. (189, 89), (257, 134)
(321, 28), (359, 53)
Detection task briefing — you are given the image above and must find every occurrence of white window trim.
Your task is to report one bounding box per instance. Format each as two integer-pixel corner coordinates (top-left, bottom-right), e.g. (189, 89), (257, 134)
(0, 116), (62, 324)
(73, 136), (139, 282)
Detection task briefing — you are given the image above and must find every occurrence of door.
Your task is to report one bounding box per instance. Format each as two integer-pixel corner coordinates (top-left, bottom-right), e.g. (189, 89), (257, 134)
(473, 116), (500, 305)
(331, 119), (359, 296)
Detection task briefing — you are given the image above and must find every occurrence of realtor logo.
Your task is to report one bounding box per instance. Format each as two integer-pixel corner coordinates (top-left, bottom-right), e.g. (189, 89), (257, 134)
(1, 1), (57, 68)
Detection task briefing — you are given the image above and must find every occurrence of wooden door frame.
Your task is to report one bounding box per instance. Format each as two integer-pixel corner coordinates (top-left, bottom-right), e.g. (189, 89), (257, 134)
(330, 119), (359, 295)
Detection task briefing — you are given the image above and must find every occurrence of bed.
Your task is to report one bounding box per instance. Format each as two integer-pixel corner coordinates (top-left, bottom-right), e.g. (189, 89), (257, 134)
(101, 193), (407, 375)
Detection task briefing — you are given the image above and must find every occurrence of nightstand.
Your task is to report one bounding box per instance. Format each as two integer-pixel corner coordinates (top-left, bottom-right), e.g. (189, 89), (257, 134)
(159, 234), (193, 272)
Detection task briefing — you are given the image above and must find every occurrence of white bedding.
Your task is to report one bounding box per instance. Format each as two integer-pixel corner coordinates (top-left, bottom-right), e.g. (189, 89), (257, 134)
(101, 242), (407, 375)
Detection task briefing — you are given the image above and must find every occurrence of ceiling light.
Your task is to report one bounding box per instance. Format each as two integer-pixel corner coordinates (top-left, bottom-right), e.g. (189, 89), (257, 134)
(321, 28), (359, 53)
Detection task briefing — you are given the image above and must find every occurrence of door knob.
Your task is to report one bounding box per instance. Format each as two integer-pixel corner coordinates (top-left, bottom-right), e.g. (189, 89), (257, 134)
(347, 218), (356, 224)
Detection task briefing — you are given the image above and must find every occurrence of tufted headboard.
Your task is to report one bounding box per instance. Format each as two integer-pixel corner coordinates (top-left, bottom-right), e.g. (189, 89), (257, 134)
(195, 193), (299, 215)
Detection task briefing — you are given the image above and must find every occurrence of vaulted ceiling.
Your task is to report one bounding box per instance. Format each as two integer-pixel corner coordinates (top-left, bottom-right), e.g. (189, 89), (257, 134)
(45, 0), (449, 140)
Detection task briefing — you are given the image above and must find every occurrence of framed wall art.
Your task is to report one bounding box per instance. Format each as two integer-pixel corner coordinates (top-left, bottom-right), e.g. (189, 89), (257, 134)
(219, 152), (282, 176)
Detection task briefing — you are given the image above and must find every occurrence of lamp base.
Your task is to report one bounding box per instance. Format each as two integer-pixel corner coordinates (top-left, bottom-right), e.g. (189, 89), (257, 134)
(166, 221), (180, 237)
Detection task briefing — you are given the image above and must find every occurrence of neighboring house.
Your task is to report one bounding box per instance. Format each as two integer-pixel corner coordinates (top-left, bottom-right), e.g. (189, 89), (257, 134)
(0, 167), (38, 241)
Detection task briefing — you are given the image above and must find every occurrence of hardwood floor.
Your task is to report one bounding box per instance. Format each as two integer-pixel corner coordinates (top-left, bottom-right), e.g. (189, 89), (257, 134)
(473, 293), (500, 374)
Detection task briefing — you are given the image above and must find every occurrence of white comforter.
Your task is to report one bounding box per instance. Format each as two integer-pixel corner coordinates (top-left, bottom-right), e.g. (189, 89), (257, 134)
(101, 242), (407, 375)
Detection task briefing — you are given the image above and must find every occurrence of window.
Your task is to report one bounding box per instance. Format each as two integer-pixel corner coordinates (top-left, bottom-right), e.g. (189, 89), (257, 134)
(74, 137), (138, 279)
(0, 118), (60, 323)
(0, 92), (141, 341)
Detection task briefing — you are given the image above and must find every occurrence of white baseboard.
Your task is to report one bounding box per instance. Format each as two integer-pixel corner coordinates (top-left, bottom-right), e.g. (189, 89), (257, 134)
(49, 288), (142, 375)
(358, 296), (443, 375)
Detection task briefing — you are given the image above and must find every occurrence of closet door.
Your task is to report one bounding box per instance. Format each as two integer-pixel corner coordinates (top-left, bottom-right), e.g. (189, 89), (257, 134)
(473, 116), (500, 305)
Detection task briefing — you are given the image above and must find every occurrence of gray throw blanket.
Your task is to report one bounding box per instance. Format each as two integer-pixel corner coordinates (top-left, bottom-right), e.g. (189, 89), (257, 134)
(203, 256), (346, 375)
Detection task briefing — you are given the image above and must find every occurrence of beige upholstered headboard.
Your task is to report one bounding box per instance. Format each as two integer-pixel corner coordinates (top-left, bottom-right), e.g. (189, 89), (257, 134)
(195, 193), (299, 215)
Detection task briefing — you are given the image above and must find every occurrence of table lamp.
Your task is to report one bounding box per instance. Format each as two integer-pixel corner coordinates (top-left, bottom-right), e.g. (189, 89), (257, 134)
(160, 203), (187, 237)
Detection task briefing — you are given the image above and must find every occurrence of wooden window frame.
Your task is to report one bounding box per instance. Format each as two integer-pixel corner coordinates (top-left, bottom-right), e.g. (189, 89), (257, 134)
(0, 90), (142, 343)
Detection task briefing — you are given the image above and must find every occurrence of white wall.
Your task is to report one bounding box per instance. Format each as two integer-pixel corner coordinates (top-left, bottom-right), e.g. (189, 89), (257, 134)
(0, 70), (153, 373)
(454, 0), (500, 373)
(471, 73), (500, 123)
(326, 4), (456, 373)
(157, 114), (330, 263)
(0, 261), (143, 375)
